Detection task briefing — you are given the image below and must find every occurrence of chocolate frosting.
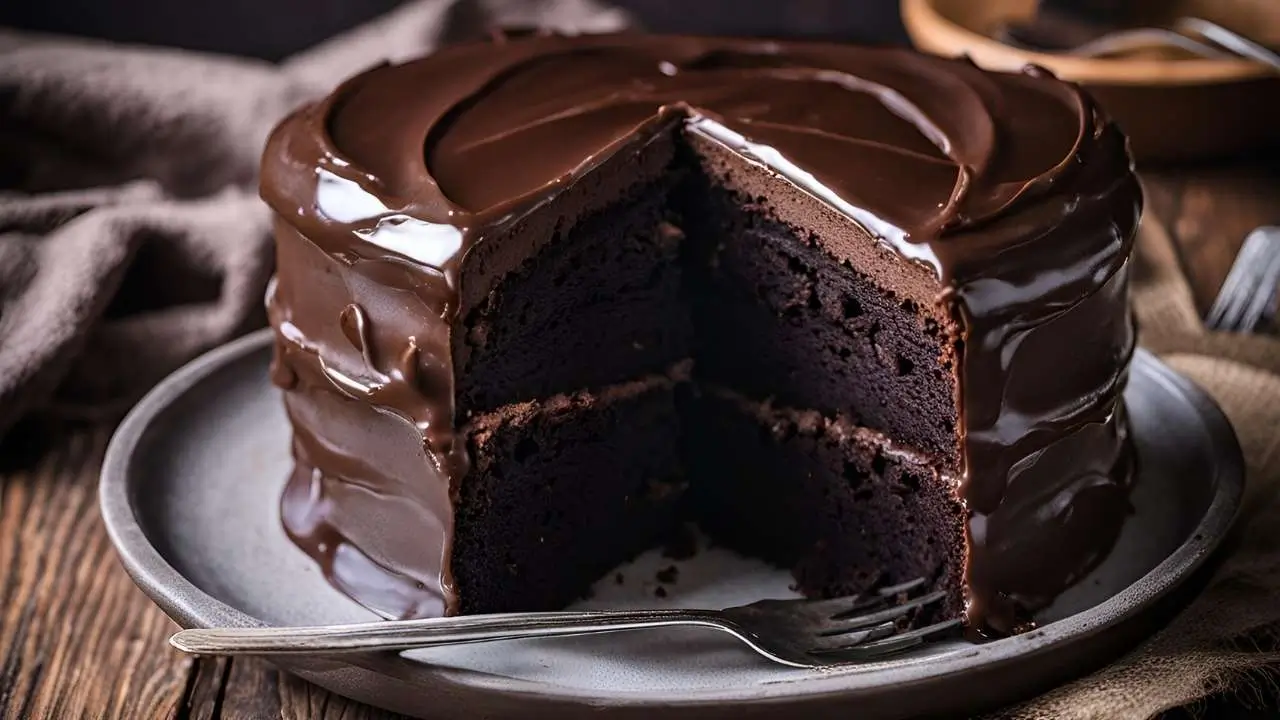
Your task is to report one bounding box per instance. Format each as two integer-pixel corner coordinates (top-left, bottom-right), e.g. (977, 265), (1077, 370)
(262, 31), (1142, 636)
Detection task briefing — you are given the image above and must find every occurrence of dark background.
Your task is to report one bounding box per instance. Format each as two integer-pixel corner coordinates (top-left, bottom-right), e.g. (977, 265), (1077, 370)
(0, 0), (907, 59)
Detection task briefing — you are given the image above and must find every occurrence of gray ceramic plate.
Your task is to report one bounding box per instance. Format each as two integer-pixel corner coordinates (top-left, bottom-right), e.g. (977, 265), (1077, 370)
(101, 328), (1244, 720)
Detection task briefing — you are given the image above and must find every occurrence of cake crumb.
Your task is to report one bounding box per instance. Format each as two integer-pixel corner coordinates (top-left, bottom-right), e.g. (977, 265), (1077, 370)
(661, 522), (699, 560)
(614, 572), (625, 585)
(645, 477), (685, 500)
(654, 586), (668, 598)
(657, 221), (685, 243)
(656, 565), (679, 584)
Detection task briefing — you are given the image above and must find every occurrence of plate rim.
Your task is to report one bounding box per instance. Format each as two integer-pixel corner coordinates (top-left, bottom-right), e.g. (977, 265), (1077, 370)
(100, 327), (1246, 709)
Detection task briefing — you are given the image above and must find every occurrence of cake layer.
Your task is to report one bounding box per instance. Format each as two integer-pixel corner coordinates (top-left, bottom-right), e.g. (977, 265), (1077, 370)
(455, 125), (694, 416)
(682, 141), (962, 468)
(683, 386), (1134, 635)
(279, 367), (685, 619)
(684, 387), (967, 625)
(454, 371), (686, 614)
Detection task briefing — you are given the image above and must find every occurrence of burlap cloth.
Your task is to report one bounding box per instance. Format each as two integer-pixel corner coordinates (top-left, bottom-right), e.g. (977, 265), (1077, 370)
(1, 1), (1277, 717)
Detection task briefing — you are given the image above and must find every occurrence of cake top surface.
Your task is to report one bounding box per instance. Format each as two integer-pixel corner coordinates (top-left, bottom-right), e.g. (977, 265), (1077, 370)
(261, 30), (1140, 287)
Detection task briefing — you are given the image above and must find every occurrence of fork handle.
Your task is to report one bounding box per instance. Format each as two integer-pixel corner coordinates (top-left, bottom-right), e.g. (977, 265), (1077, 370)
(169, 609), (727, 656)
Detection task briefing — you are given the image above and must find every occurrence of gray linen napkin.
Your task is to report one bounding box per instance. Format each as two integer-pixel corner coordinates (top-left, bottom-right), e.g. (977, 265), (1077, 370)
(0, 0), (630, 435)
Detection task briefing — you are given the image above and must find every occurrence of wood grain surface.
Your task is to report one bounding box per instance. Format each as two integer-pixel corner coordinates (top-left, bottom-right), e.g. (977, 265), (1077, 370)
(0, 159), (1275, 719)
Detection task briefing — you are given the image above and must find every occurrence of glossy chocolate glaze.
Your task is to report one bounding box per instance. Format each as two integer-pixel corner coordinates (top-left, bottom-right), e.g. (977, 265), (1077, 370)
(262, 31), (1142, 636)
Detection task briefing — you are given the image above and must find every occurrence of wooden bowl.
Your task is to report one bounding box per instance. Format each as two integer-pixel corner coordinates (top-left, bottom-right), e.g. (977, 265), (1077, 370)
(901, 0), (1280, 163)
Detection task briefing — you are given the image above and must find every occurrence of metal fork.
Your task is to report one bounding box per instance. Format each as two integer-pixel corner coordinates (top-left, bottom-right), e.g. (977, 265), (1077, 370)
(1065, 27), (1237, 60)
(169, 578), (960, 668)
(1205, 226), (1280, 333)
(1002, 11), (1280, 68)
(1175, 18), (1280, 72)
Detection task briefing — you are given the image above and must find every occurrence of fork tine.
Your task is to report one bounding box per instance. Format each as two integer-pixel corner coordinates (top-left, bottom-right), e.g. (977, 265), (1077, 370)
(819, 590), (948, 633)
(1210, 266), (1260, 331)
(815, 618), (964, 659)
(874, 577), (927, 597)
(1207, 227), (1280, 332)
(797, 592), (891, 617)
(1230, 240), (1280, 329)
(796, 577), (929, 617)
(807, 621), (897, 652)
(1239, 250), (1280, 332)
(1206, 230), (1264, 329)
(1262, 295), (1279, 330)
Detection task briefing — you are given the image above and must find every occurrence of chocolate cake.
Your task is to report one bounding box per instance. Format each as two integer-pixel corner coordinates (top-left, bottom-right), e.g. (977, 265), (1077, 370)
(262, 31), (1142, 637)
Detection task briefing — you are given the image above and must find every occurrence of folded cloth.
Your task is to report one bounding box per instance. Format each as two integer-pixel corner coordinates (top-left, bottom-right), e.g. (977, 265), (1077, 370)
(0, 0), (631, 433)
(2, 3), (1279, 718)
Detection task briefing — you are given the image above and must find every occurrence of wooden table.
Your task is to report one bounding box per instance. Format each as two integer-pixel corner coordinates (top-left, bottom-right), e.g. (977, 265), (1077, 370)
(1, 161), (1275, 719)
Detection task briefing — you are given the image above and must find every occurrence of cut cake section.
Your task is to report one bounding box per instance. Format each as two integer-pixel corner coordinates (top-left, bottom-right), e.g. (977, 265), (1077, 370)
(454, 372), (686, 615)
(262, 33), (1141, 638)
(684, 387), (967, 624)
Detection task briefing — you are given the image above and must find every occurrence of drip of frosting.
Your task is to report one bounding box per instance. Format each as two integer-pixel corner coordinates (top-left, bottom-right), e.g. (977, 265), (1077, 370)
(261, 31), (1142, 635)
